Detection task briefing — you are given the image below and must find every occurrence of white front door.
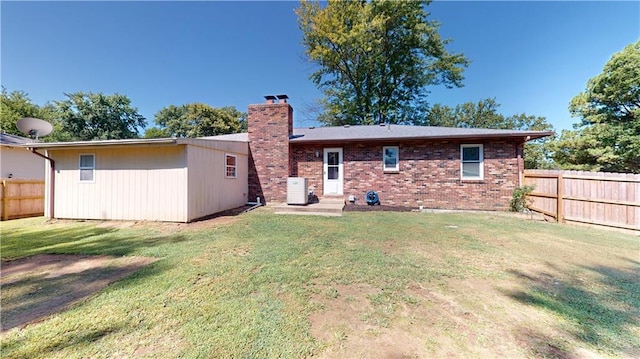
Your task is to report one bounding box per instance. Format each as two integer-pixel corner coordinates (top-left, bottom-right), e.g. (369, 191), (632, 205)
(323, 148), (343, 195)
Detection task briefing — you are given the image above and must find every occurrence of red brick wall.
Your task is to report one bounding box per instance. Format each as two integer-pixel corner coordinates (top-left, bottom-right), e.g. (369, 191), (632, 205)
(291, 140), (521, 210)
(247, 102), (293, 203)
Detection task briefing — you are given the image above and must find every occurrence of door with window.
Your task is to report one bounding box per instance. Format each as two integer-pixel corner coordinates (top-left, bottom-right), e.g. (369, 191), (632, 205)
(323, 148), (343, 195)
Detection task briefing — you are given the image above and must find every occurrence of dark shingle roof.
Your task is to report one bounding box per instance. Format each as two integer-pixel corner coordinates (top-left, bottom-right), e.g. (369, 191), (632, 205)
(168, 125), (554, 144)
(289, 124), (553, 143)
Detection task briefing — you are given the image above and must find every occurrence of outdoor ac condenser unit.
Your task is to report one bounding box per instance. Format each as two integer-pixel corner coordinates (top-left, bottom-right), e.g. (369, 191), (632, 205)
(287, 177), (308, 205)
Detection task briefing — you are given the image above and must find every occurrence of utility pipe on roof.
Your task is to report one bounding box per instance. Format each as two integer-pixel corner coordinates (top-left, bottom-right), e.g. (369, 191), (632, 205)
(28, 148), (55, 219)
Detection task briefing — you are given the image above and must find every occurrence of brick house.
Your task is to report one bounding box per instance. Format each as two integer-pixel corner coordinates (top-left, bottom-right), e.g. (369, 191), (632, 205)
(28, 94), (554, 223)
(241, 95), (553, 210)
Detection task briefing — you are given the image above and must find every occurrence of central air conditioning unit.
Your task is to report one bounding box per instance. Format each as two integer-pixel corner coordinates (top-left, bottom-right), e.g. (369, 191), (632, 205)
(287, 177), (308, 205)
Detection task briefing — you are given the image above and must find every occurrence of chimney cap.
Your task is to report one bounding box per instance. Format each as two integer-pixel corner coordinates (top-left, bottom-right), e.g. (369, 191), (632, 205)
(264, 95), (277, 101)
(275, 94), (289, 100)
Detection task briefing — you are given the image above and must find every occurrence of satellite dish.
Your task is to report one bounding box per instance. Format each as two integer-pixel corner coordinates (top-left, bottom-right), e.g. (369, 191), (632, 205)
(16, 117), (53, 140)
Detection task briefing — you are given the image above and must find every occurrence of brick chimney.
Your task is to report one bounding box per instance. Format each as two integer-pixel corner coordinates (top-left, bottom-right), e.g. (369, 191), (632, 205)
(247, 95), (293, 204)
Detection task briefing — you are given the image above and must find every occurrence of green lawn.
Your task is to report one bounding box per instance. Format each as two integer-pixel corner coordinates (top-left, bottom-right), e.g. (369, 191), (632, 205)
(1, 210), (638, 358)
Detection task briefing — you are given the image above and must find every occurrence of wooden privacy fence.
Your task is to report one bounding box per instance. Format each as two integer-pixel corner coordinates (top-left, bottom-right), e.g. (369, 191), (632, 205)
(0, 179), (45, 221)
(523, 170), (640, 234)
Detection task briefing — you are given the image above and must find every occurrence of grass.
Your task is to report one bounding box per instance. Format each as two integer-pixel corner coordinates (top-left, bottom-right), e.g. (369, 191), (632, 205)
(1, 211), (639, 358)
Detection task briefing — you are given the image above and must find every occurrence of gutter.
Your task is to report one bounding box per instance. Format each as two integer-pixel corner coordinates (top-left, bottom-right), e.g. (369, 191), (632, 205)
(28, 148), (55, 219)
(518, 136), (531, 187)
(289, 131), (555, 144)
(25, 137), (178, 149)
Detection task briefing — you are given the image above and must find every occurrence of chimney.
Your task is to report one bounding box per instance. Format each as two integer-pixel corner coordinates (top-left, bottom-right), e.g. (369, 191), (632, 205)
(247, 94), (294, 204)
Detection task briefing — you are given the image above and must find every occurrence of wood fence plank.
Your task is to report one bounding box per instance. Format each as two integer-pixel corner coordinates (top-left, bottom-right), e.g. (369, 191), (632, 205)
(524, 170), (640, 234)
(0, 179), (45, 221)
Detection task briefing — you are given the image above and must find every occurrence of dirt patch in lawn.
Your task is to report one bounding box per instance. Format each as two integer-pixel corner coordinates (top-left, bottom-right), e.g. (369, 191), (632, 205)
(307, 279), (584, 359)
(0, 254), (157, 332)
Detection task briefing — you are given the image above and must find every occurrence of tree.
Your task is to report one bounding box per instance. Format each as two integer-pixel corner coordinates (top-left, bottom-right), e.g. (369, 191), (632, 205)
(424, 98), (556, 169)
(296, 0), (468, 125)
(56, 92), (146, 141)
(152, 103), (245, 138)
(0, 88), (71, 142)
(1, 88), (44, 137)
(553, 41), (640, 173)
(507, 113), (556, 170)
(143, 126), (171, 139)
(423, 99), (505, 128)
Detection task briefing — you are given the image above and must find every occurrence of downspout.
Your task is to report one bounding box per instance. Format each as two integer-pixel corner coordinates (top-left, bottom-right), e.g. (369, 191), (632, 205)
(517, 136), (531, 186)
(28, 148), (55, 219)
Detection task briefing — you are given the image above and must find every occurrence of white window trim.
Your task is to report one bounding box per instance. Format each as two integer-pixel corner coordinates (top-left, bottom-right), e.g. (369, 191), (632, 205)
(225, 153), (237, 179)
(460, 144), (484, 180)
(383, 146), (400, 172)
(79, 153), (95, 183)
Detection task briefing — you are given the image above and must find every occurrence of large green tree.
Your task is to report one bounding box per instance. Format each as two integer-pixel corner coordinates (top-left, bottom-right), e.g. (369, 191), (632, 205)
(553, 41), (640, 173)
(56, 92), (146, 141)
(424, 98), (555, 169)
(297, 0), (468, 125)
(147, 103), (245, 138)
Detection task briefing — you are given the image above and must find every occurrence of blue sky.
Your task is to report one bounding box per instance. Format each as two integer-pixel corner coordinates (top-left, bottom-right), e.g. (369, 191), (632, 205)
(2, 1), (638, 133)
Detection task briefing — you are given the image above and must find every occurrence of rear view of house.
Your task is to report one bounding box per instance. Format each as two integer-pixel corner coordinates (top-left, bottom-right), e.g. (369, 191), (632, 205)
(27, 94), (552, 222)
(245, 95), (553, 211)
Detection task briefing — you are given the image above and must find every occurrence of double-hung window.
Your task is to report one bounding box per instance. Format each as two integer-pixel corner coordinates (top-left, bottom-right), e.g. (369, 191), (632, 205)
(383, 146), (399, 172)
(225, 154), (237, 178)
(461, 144), (483, 180)
(79, 154), (95, 182)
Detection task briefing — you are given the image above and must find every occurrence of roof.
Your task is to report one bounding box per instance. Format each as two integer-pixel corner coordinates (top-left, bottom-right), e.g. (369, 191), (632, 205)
(208, 125), (553, 143)
(24, 138), (179, 149)
(22, 124), (553, 149)
(1, 133), (34, 145)
(23, 137), (247, 151)
(199, 133), (249, 142)
(289, 125), (553, 143)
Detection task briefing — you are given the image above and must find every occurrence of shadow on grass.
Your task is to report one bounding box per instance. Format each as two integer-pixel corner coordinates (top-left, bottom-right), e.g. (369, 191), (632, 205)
(1, 316), (127, 359)
(1, 224), (189, 259)
(506, 264), (640, 358)
(1, 258), (162, 332)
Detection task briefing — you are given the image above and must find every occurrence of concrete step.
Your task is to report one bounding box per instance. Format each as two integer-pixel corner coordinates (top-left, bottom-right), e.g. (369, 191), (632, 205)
(273, 210), (343, 217)
(273, 199), (344, 216)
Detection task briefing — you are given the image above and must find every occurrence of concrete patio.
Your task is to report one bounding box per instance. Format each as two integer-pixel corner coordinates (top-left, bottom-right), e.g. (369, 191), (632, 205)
(273, 197), (345, 216)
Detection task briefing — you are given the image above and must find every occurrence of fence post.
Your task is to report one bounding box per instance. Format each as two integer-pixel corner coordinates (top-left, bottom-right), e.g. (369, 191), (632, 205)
(557, 173), (564, 223)
(1, 180), (7, 221)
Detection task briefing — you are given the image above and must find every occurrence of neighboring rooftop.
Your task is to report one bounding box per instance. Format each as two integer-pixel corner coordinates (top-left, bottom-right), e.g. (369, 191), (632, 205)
(1, 133), (34, 145)
(199, 133), (249, 142)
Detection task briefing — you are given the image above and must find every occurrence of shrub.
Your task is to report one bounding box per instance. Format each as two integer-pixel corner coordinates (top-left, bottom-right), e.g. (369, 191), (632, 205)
(510, 185), (535, 212)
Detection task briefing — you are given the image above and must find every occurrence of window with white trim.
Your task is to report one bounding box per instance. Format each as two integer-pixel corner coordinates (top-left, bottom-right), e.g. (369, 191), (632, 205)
(383, 146), (399, 172)
(461, 144), (483, 180)
(79, 154), (95, 182)
(225, 154), (237, 178)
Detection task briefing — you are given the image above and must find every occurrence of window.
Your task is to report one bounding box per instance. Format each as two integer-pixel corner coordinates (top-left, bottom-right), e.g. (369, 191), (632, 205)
(225, 154), (237, 178)
(79, 154), (95, 182)
(461, 144), (483, 180)
(383, 146), (399, 172)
